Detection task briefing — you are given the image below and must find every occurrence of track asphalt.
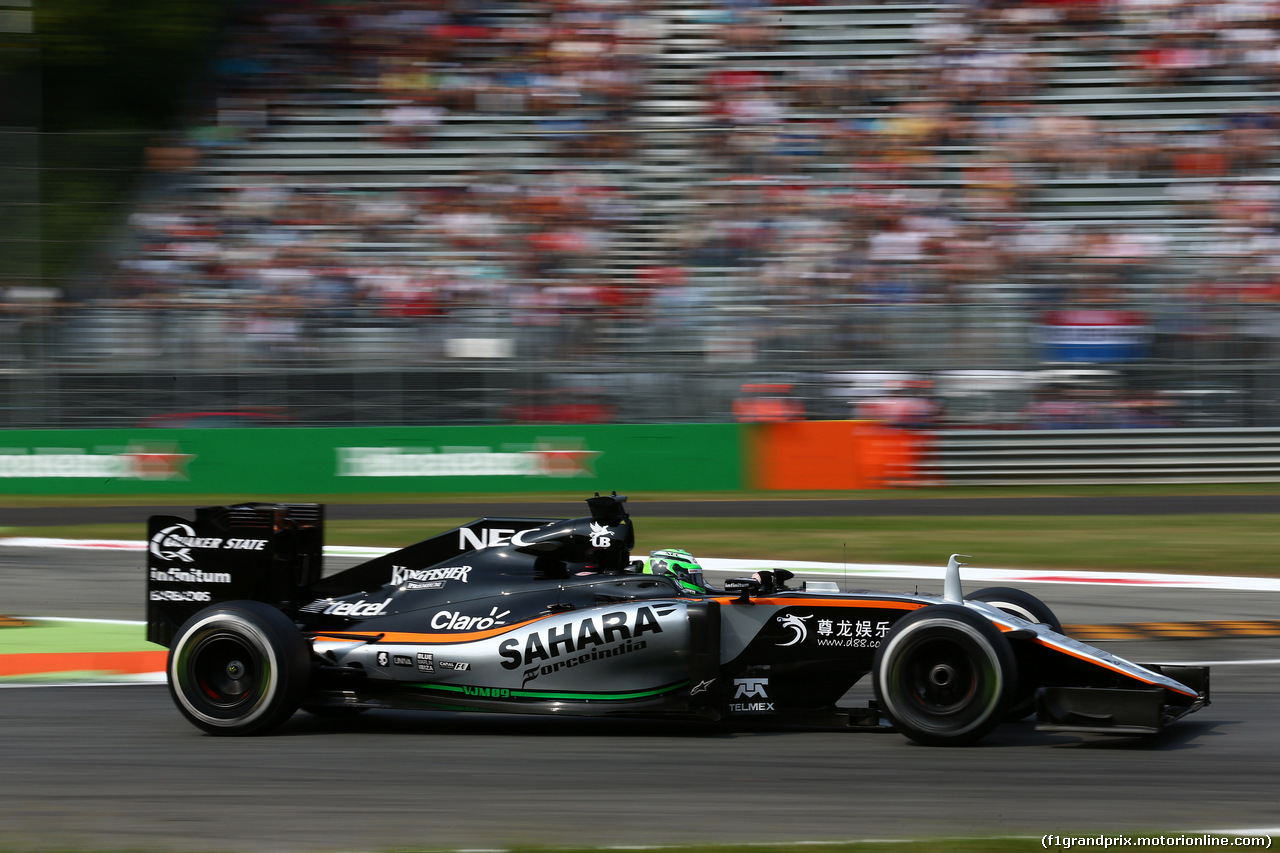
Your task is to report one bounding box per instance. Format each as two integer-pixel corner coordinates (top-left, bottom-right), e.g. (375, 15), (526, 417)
(4, 493), (1278, 681)
(6, 493), (1280, 525)
(4, 495), (1277, 851)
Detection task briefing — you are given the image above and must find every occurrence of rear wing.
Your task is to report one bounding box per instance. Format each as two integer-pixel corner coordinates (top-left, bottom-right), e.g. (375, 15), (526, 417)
(146, 503), (324, 647)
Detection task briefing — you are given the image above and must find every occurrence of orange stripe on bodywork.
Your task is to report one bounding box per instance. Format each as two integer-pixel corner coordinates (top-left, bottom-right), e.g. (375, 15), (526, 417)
(978, 615), (1198, 698)
(1031, 636), (1198, 698)
(314, 616), (548, 645)
(713, 597), (926, 610)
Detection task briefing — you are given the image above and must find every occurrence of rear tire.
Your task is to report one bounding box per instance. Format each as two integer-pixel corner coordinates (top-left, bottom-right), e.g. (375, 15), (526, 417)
(168, 601), (310, 736)
(873, 604), (1015, 746)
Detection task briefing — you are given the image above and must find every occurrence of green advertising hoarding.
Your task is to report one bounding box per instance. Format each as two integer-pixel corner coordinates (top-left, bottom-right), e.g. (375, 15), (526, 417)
(0, 425), (744, 496)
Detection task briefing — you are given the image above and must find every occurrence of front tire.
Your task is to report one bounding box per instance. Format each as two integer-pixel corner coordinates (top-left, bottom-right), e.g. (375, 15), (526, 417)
(965, 586), (1062, 633)
(965, 587), (1062, 720)
(168, 601), (310, 736)
(873, 604), (1015, 746)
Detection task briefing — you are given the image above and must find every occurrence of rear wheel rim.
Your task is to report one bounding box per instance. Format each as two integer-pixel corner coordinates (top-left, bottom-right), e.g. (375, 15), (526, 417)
(189, 633), (264, 711)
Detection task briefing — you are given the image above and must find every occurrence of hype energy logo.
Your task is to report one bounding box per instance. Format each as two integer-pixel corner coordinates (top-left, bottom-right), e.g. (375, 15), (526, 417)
(337, 441), (598, 479)
(0, 445), (192, 479)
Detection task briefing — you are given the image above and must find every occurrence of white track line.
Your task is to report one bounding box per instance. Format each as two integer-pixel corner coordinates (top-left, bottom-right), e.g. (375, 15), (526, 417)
(7, 537), (1280, 592)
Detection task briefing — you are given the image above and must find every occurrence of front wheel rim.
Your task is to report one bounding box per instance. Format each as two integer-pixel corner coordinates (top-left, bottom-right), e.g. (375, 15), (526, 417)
(903, 638), (978, 715)
(881, 620), (1002, 737)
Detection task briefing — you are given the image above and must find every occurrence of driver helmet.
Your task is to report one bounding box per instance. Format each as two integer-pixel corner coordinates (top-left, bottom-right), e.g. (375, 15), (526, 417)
(643, 548), (706, 594)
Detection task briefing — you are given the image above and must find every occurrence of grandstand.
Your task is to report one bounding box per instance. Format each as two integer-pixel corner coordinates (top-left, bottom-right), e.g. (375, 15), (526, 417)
(4, 0), (1279, 429)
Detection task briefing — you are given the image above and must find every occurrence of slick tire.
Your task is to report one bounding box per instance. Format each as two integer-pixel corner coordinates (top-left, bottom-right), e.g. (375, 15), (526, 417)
(168, 600), (310, 736)
(964, 587), (1062, 633)
(873, 604), (1016, 747)
(965, 586), (1062, 721)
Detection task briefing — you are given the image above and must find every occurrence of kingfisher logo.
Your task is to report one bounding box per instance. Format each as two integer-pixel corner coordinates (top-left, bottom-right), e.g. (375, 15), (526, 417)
(392, 565), (472, 585)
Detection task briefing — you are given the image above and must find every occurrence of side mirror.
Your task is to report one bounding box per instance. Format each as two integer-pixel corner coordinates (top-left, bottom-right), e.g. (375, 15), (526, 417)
(723, 576), (761, 604)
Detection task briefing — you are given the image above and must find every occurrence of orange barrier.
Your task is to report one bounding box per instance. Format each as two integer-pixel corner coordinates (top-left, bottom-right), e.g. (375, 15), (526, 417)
(747, 421), (934, 490)
(0, 650), (166, 678)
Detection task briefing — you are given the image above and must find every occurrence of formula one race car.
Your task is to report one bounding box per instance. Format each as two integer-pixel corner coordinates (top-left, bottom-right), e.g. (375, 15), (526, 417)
(146, 494), (1209, 745)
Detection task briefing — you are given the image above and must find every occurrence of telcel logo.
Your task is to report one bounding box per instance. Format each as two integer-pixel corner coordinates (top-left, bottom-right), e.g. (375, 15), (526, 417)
(324, 598), (392, 618)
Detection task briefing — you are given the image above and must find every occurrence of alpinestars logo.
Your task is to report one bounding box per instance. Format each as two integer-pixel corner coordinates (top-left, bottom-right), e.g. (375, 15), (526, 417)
(776, 613), (813, 647)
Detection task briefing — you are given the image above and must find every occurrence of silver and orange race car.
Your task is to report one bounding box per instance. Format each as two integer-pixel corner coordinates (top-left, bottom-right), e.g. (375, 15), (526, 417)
(146, 494), (1209, 745)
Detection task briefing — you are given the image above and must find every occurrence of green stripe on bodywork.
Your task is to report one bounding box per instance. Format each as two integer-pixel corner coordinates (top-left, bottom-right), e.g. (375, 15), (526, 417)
(409, 681), (688, 701)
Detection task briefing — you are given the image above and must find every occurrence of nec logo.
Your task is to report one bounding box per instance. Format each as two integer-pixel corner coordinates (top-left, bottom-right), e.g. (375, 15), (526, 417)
(458, 526), (541, 550)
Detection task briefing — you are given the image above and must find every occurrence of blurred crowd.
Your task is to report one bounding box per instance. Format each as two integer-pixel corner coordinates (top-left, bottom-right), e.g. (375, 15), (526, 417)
(54, 0), (1277, 423)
